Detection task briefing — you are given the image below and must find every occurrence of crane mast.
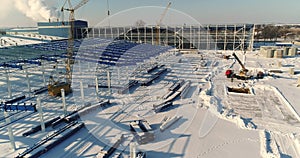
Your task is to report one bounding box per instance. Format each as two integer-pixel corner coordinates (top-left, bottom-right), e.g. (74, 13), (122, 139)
(48, 0), (89, 96)
(63, 0), (89, 84)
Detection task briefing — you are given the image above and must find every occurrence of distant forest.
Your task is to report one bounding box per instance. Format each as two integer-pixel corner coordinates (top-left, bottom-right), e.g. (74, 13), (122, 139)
(255, 24), (300, 41)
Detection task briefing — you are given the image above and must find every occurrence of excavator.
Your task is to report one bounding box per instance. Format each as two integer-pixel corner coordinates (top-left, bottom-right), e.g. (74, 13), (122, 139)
(48, 0), (89, 96)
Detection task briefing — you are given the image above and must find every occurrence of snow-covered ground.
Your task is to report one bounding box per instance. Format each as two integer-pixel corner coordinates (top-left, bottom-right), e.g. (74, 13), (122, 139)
(0, 49), (300, 158)
(0, 36), (44, 48)
(0, 34), (65, 48)
(12, 33), (65, 41)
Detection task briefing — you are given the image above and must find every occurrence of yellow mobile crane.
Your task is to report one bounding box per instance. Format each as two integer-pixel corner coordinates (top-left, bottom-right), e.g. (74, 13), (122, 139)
(48, 0), (89, 96)
(225, 52), (250, 80)
(225, 52), (264, 80)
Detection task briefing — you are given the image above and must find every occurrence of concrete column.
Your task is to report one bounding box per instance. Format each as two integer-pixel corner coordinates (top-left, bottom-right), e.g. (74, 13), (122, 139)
(5, 68), (12, 98)
(130, 142), (136, 158)
(41, 61), (46, 87)
(4, 111), (16, 150)
(151, 27), (154, 45)
(130, 26), (132, 42)
(242, 51), (246, 67)
(61, 89), (67, 116)
(182, 26), (184, 49)
(117, 67), (120, 84)
(126, 66), (129, 85)
(205, 25), (209, 50)
(213, 25), (218, 50)
(80, 81), (85, 100)
(37, 97), (45, 132)
(144, 26), (146, 43)
(26, 68), (31, 93)
(166, 25), (168, 46)
(174, 27), (177, 48)
(95, 77), (99, 96)
(78, 60), (81, 74)
(224, 25), (227, 51)
(107, 71), (111, 94)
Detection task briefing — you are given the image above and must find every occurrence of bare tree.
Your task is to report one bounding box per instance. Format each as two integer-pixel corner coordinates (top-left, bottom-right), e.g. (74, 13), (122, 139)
(261, 25), (280, 41)
(135, 20), (146, 27)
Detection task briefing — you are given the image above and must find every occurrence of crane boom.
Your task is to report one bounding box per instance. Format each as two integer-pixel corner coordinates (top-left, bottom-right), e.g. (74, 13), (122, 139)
(232, 52), (246, 71)
(74, 0), (89, 10)
(156, 2), (171, 45)
(157, 2), (171, 26)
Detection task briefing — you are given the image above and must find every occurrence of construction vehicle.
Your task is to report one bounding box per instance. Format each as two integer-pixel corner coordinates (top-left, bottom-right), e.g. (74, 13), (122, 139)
(225, 52), (252, 80)
(48, 0), (89, 96)
(48, 76), (72, 96)
(225, 52), (265, 80)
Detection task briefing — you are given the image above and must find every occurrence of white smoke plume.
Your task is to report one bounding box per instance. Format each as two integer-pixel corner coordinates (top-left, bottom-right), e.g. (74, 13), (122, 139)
(13, 0), (60, 22)
(0, 0), (14, 20)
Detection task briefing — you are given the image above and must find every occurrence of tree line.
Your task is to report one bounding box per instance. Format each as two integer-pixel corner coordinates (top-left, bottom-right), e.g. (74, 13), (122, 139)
(255, 24), (300, 41)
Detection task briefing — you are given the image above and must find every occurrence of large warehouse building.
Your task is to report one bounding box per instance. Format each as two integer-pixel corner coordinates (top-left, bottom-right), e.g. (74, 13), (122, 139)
(82, 24), (255, 51)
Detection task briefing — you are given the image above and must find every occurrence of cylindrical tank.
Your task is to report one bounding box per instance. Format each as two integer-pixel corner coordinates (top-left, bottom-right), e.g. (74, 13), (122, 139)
(266, 49), (274, 58)
(283, 47), (289, 56)
(288, 47), (297, 56)
(289, 68), (294, 75)
(274, 49), (283, 58)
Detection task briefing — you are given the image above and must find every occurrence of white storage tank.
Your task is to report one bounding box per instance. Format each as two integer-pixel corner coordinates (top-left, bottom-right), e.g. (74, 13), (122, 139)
(266, 49), (275, 58)
(283, 47), (290, 56)
(274, 49), (283, 58)
(288, 47), (297, 56)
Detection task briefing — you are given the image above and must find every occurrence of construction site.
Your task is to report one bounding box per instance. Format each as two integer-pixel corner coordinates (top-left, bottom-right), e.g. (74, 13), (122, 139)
(0, 0), (300, 158)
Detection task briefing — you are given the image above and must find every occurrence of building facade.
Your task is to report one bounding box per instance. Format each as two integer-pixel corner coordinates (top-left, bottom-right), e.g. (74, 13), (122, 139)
(37, 20), (88, 39)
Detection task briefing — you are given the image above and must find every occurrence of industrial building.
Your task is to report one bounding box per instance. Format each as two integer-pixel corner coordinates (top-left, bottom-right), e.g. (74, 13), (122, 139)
(37, 20), (88, 39)
(1, 22), (254, 51)
(83, 24), (255, 51)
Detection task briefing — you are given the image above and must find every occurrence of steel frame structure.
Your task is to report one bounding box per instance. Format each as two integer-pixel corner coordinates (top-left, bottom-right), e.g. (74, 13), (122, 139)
(81, 24), (255, 51)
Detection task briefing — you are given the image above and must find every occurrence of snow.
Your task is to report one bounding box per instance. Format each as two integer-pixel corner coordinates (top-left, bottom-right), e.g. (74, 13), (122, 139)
(0, 36), (44, 48)
(0, 48), (300, 158)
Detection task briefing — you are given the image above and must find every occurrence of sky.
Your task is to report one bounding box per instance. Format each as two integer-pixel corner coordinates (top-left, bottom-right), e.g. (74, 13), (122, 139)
(0, 0), (299, 28)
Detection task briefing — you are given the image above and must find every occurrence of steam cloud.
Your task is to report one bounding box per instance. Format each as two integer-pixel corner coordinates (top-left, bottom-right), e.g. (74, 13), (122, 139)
(13, 0), (60, 22)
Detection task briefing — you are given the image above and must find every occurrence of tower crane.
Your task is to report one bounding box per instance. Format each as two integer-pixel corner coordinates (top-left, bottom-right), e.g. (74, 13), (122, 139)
(48, 0), (90, 96)
(155, 2), (171, 45)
